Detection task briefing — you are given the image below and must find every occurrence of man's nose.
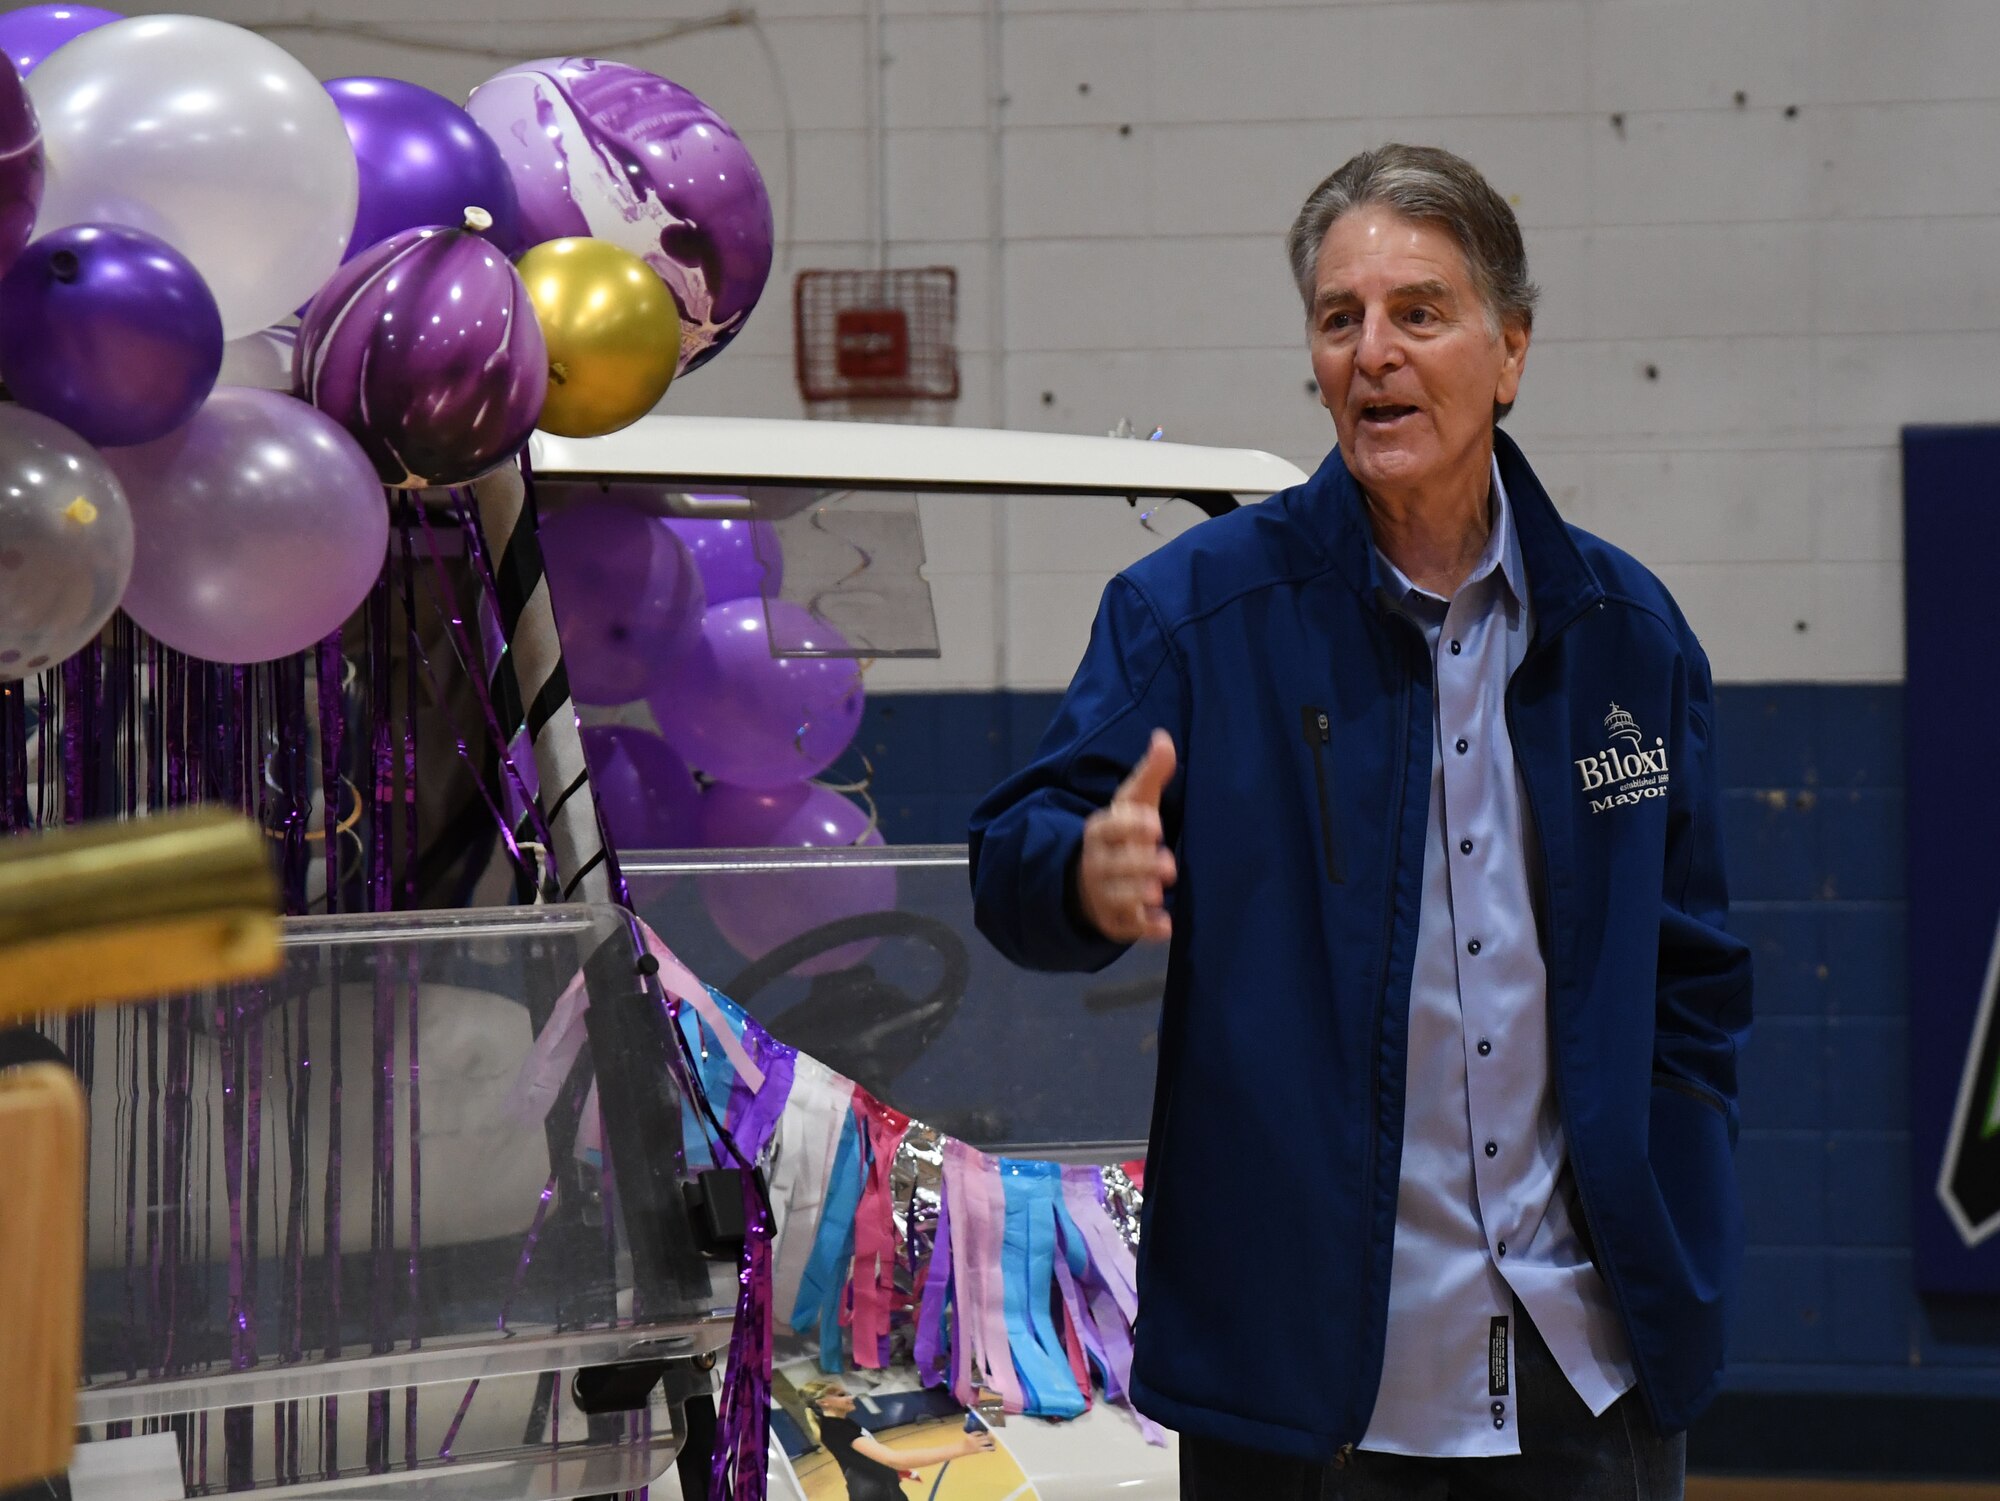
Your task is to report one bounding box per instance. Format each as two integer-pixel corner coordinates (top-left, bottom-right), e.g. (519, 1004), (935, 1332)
(1356, 307), (1402, 374)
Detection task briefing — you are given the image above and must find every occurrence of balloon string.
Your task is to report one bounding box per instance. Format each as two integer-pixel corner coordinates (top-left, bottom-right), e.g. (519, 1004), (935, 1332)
(515, 450), (633, 911)
(399, 519), (424, 1471)
(435, 1171), (559, 1460)
(365, 568), (396, 1473)
(407, 498), (539, 885)
(446, 483), (563, 864)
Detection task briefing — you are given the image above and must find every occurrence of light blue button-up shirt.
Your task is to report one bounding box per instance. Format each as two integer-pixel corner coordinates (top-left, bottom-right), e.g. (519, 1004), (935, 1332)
(1358, 458), (1637, 1459)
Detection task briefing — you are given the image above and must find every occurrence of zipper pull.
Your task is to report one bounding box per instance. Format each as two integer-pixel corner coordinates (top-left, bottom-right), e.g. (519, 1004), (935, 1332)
(1335, 1443), (1356, 1469)
(1301, 706), (1331, 744)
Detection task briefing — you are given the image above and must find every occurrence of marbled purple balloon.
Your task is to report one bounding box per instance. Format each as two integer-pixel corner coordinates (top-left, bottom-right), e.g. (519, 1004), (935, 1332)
(295, 220), (546, 489)
(465, 56), (772, 376)
(0, 56), (42, 279)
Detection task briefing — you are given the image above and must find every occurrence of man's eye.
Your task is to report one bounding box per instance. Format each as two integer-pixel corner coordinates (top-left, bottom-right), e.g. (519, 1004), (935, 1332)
(1407, 306), (1435, 326)
(1326, 311), (1355, 331)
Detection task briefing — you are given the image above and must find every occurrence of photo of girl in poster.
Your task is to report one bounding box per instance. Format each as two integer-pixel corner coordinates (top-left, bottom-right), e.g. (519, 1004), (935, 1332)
(778, 1374), (1035, 1501)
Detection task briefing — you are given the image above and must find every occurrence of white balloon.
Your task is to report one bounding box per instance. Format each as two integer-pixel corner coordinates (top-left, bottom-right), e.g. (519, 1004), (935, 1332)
(28, 15), (357, 339)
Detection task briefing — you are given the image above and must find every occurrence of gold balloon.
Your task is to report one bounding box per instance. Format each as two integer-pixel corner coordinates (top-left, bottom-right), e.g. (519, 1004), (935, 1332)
(517, 238), (682, 439)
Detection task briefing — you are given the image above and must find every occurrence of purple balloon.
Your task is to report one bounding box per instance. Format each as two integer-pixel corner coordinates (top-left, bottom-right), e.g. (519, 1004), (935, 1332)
(541, 498), (705, 706)
(663, 516), (782, 607)
(0, 56), (41, 277)
(650, 599), (864, 789)
(296, 221), (546, 489)
(0, 5), (117, 77)
(465, 57), (772, 376)
(581, 724), (703, 850)
(104, 388), (388, 664)
(699, 781), (893, 976)
(327, 77), (522, 262)
(0, 225), (222, 446)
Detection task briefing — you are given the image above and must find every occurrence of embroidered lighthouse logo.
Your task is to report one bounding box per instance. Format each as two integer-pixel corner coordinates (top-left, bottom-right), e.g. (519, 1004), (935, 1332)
(1576, 704), (1670, 813)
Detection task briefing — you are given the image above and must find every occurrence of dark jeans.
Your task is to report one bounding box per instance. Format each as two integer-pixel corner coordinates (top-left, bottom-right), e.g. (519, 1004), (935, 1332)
(1180, 1309), (1685, 1501)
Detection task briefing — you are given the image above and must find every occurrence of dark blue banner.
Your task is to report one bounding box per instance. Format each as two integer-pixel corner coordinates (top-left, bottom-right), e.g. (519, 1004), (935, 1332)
(1905, 425), (2000, 1293)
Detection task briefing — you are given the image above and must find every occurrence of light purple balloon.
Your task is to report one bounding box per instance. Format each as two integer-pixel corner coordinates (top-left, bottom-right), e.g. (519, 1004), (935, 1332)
(663, 515), (781, 607)
(541, 498), (705, 705)
(0, 55), (41, 278)
(581, 723), (703, 850)
(0, 5), (118, 77)
(699, 780), (893, 976)
(104, 388), (388, 664)
(650, 599), (864, 790)
(296, 220), (546, 489)
(464, 56), (772, 376)
(327, 77), (523, 261)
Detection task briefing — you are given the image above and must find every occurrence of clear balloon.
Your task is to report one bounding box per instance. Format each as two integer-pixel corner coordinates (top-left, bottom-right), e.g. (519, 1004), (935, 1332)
(0, 224), (222, 446)
(29, 15), (358, 339)
(0, 404), (132, 680)
(540, 497), (705, 706)
(0, 57), (41, 278)
(465, 57), (772, 376)
(216, 326), (297, 393)
(580, 724), (703, 850)
(104, 388), (388, 664)
(663, 515), (783, 606)
(699, 781), (892, 976)
(295, 218), (545, 489)
(650, 599), (864, 789)
(0, 5), (118, 77)
(326, 76), (522, 262)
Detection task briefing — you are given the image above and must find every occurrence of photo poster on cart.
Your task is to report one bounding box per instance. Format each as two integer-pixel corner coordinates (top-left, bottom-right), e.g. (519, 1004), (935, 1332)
(770, 1358), (1041, 1501)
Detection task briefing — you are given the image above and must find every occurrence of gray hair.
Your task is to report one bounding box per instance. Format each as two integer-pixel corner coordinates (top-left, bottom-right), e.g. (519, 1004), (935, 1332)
(1286, 143), (1539, 336)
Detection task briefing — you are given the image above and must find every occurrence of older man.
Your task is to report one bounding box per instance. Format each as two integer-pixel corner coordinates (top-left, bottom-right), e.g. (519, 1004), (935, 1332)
(968, 144), (1751, 1501)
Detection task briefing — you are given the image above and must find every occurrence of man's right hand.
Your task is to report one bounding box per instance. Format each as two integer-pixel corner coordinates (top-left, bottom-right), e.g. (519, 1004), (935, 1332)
(1078, 728), (1178, 944)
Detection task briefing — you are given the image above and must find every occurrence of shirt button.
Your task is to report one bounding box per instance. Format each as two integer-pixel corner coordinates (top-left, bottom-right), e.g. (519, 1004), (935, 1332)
(1455, 738), (1469, 755)
(1485, 1141), (1499, 1158)
(1497, 1241), (1508, 1258)
(1467, 939), (1482, 956)
(1493, 1416), (1505, 1430)
(1478, 1039), (1492, 1056)
(1491, 1402), (1505, 1416)
(1450, 640), (1462, 655)
(1460, 838), (1474, 855)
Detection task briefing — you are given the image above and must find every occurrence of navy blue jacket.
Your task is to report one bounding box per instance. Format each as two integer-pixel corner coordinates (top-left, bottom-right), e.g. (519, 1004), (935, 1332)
(968, 430), (1752, 1460)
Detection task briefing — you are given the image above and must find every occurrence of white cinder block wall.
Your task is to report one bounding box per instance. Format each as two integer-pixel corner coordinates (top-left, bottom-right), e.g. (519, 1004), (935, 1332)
(188, 0), (1976, 689)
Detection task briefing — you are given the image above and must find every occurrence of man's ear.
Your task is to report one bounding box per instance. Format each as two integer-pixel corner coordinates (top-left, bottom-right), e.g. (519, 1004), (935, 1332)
(1495, 319), (1530, 410)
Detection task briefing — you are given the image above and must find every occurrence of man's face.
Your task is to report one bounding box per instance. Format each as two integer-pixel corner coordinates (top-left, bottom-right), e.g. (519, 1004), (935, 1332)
(1307, 206), (1528, 505)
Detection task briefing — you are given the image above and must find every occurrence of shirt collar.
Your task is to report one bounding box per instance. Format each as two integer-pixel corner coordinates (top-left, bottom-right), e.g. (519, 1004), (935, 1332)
(1373, 455), (1526, 610)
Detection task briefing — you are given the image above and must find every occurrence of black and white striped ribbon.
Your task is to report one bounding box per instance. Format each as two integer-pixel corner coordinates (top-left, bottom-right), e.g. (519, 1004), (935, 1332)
(468, 460), (614, 906)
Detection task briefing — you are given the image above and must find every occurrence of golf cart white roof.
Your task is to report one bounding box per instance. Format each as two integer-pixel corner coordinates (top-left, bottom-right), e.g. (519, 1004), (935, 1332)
(529, 413), (1307, 503)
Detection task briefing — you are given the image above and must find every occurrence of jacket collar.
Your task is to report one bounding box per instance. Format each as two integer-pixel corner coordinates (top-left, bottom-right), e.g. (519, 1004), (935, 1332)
(1302, 426), (1603, 640)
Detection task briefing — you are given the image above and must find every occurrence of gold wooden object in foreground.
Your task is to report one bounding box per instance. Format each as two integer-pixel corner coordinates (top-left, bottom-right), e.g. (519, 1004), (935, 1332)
(0, 1063), (84, 1489)
(0, 808), (281, 1023)
(0, 808), (281, 1485)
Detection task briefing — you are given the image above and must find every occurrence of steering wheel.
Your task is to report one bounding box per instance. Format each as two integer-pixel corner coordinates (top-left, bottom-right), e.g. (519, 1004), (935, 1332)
(724, 911), (970, 1100)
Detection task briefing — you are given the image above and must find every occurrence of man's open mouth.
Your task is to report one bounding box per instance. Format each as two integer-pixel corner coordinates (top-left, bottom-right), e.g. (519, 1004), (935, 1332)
(1359, 403), (1419, 425)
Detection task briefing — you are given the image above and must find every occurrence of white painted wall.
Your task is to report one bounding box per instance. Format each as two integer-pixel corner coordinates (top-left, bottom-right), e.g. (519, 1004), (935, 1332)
(181, 0), (1984, 687)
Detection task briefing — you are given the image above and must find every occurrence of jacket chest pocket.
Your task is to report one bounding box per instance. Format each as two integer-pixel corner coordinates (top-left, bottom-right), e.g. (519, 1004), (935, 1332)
(1301, 704), (1344, 884)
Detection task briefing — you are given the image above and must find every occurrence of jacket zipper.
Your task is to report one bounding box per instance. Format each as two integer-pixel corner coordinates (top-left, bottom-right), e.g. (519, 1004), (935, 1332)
(1504, 603), (1650, 1409)
(1301, 705), (1342, 883)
